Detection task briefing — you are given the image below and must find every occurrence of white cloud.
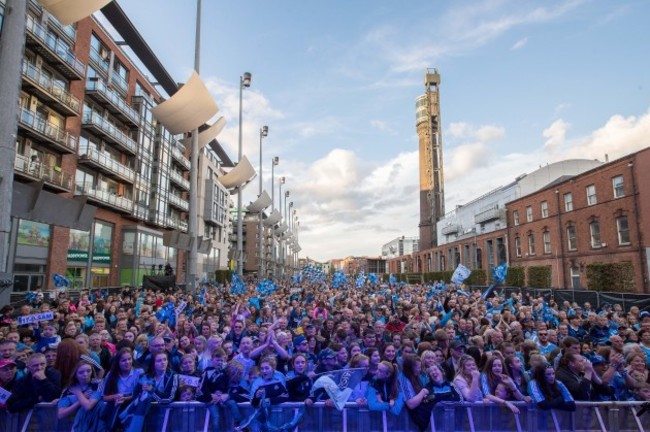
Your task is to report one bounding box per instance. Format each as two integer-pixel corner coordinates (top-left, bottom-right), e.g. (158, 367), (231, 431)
(448, 122), (472, 138)
(444, 142), (490, 182)
(543, 119), (570, 152)
(370, 119), (396, 134)
(510, 37), (528, 50)
(447, 122), (504, 142)
(476, 125), (506, 142)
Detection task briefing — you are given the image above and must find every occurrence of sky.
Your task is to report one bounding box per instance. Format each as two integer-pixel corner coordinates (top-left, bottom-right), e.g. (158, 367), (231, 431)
(109, 0), (650, 262)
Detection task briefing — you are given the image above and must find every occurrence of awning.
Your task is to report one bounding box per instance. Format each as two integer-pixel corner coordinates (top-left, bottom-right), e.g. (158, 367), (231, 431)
(41, 0), (112, 25)
(218, 156), (255, 190)
(247, 191), (272, 213)
(181, 117), (226, 149)
(274, 222), (288, 236)
(263, 209), (281, 226)
(152, 71), (218, 135)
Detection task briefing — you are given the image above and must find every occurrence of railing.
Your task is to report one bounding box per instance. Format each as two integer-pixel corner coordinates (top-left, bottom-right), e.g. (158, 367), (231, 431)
(46, 13), (76, 42)
(111, 72), (129, 94)
(24, 15), (85, 77)
(85, 78), (140, 125)
(168, 216), (189, 231)
(168, 193), (189, 211)
(18, 107), (77, 152)
(441, 224), (461, 235)
(82, 111), (137, 154)
(474, 206), (506, 224)
(75, 186), (133, 212)
(14, 153), (73, 190)
(1, 401), (648, 432)
(88, 45), (110, 74)
(21, 62), (81, 114)
(171, 145), (191, 169)
(78, 146), (135, 182)
(169, 170), (190, 190)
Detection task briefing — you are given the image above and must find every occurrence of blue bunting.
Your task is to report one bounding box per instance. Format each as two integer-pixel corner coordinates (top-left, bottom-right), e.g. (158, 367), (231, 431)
(25, 291), (38, 304)
(230, 273), (246, 295)
(52, 273), (70, 288)
(301, 265), (326, 283)
(135, 297), (143, 318)
(100, 289), (109, 299)
(355, 271), (366, 289)
(331, 271), (348, 289)
(493, 263), (508, 284)
(292, 274), (303, 284)
(256, 279), (277, 297)
(389, 273), (397, 285)
(457, 288), (471, 297)
(248, 297), (261, 310)
(155, 301), (176, 327)
(368, 273), (378, 286)
(199, 286), (207, 306)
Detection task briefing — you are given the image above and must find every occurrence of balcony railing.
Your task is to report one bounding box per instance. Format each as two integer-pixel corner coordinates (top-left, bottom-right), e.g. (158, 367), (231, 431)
(441, 223), (461, 235)
(46, 13), (76, 42)
(76, 186), (133, 212)
(168, 217), (188, 232)
(169, 170), (190, 190)
(168, 193), (189, 211)
(88, 46), (110, 75)
(171, 145), (191, 169)
(13, 153), (72, 191)
(21, 62), (81, 116)
(81, 111), (137, 154)
(18, 107), (77, 153)
(78, 146), (135, 183)
(474, 206), (506, 224)
(24, 15), (85, 80)
(85, 78), (140, 126)
(111, 72), (129, 94)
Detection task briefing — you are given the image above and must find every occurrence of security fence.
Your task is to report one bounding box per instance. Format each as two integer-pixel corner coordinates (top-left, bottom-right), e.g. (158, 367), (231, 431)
(1, 401), (649, 432)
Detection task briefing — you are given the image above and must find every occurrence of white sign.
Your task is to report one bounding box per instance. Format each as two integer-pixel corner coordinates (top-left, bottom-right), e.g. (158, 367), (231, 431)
(17, 311), (54, 325)
(451, 264), (471, 285)
(178, 374), (200, 388)
(0, 387), (11, 404)
(175, 301), (187, 316)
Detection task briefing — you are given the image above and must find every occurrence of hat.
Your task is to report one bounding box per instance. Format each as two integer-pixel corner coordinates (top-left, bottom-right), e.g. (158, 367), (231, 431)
(640, 311), (650, 319)
(521, 317), (532, 323)
(0, 358), (16, 368)
(449, 340), (466, 350)
(318, 348), (336, 361)
(590, 355), (609, 366)
(293, 336), (306, 346)
(567, 312), (578, 319)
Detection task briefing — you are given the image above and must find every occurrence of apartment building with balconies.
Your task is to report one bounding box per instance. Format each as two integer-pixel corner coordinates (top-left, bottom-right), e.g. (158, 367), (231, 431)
(2, 1), (233, 291)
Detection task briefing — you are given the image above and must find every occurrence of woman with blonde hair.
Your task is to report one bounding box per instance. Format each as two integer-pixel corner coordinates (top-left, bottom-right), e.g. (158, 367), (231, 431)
(453, 354), (483, 402)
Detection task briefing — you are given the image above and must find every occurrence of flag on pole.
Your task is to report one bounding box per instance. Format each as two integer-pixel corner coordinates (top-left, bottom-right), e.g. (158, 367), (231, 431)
(451, 264), (471, 285)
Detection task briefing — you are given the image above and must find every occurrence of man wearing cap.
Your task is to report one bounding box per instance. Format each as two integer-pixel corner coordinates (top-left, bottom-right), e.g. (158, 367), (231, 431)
(0, 358), (19, 408)
(313, 348), (338, 374)
(292, 335), (315, 372)
(442, 340), (465, 381)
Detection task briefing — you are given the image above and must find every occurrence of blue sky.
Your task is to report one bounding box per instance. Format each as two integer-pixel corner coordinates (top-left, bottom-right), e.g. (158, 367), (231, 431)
(111, 0), (650, 262)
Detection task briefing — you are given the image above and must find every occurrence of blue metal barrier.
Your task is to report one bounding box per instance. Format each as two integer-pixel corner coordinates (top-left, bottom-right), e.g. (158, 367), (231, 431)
(1, 401), (649, 432)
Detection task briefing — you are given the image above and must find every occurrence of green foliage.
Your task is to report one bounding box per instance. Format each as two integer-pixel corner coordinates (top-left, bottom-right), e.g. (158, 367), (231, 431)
(214, 270), (232, 284)
(506, 266), (526, 287)
(527, 266), (552, 288)
(586, 262), (635, 292)
(466, 269), (487, 286)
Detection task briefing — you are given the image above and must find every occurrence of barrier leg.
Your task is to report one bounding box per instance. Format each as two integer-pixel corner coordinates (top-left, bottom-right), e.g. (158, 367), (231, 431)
(342, 407), (347, 432)
(203, 409), (210, 432)
(382, 410), (388, 432)
(550, 410), (560, 432)
(20, 409), (33, 432)
(467, 407), (475, 432)
(629, 407), (645, 432)
(593, 407), (607, 432)
(514, 412), (522, 432)
(161, 408), (171, 431)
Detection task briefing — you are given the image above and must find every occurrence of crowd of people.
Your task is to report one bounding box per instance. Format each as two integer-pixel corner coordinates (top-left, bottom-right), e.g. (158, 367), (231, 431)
(1, 278), (650, 431)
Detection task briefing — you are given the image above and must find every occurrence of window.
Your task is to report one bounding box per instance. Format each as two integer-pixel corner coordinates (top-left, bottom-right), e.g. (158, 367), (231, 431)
(513, 210), (520, 226)
(567, 225), (577, 251)
(514, 237), (521, 257)
(564, 193), (573, 211)
(528, 234), (536, 256)
(612, 175), (625, 198)
(543, 231), (551, 254)
(617, 216), (630, 245)
(541, 201), (549, 218)
(590, 221), (601, 248)
(586, 185), (597, 206)
(526, 206), (533, 222)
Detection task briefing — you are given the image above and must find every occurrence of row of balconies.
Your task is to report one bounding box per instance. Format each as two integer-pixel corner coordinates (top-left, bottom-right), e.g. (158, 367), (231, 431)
(18, 107), (77, 153)
(75, 185), (134, 213)
(171, 145), (191, 169)
(21, 61), (81, 116)
(85, 78), (140, 127)
(168, 193), (189, 212)
(169, 170), (190, 190)
(13, 153), (73, 192)
(25, 14), (85, 80)
(77, 146), (135, 183)
(81, 111), (137, 154)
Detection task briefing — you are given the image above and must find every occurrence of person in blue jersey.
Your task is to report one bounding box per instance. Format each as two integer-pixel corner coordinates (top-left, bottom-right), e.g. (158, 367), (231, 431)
(99, 348), (144, 430)
(528, 364), (576, 411)
(120, 352), (178, 432)
(479, 356), (522, 413)
(401, 354), (436, 431)
(57, 360), (103, 432)
(285, 353), (312, 401)
(366, 360), (404, 415)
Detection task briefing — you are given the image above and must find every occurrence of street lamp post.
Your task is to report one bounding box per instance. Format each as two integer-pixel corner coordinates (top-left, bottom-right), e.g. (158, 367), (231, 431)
(284, 190), (290, 274)
(278, 177), (285, 276)
(270, 157), (279, 276)
(288, 202), (293, 272)
(236, 72), (252, 276)
(258, 126), (268, 278)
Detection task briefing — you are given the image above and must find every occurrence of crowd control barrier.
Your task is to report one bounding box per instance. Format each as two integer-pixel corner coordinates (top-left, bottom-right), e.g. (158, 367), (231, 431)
(1, 401), (649, 432)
